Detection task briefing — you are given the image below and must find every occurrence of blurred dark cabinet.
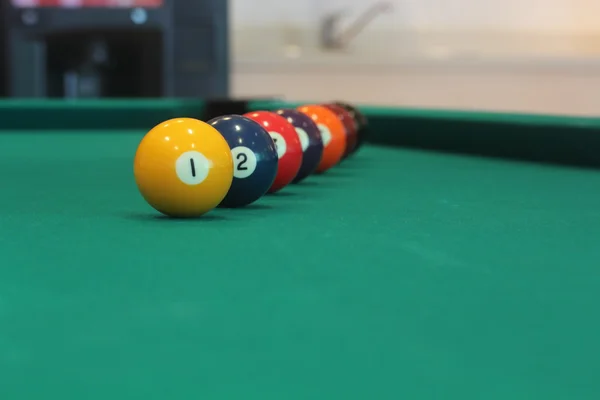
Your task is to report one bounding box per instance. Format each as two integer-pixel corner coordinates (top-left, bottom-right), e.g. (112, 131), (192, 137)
(0, 20), (5, 97)
(0, 1), (229, 98)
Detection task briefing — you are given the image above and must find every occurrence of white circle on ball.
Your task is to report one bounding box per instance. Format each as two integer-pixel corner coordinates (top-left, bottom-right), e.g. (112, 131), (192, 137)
(295, 127), (310, 151)
(317, 124), (332, 147)
(231, 146), (258, 179)
(269, 131), (287, 158)
(175, 151), (210, 185)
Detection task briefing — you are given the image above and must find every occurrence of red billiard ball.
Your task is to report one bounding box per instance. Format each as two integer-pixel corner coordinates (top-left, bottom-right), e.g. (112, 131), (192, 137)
(243, 111), (303, 193)
(332, 101), (368, 154)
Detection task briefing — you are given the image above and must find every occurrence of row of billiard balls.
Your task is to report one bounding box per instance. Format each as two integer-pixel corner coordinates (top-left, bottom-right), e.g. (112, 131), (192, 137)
(133, 102), (367, 217)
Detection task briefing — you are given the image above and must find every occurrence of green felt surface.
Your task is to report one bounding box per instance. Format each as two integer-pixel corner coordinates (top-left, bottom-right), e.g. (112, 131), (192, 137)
(1, 131), (600, 399)
(0, 99), (203, 130)
(251, 99), (600, 167)
(252, 99), (600, 127)
(1, 97), (599, 166)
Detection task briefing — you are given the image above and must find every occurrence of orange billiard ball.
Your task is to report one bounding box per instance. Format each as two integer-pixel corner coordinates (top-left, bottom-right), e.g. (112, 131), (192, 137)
(297, 105), (346, 173)
(323, 103), (358, 159)
(134, 118), (234, 217)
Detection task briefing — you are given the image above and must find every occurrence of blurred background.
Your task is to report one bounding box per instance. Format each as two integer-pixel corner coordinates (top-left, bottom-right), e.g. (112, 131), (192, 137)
(2, 0), (600, 115)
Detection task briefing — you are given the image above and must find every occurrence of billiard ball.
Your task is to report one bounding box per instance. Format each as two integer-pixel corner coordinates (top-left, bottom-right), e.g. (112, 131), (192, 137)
(134, 117), (234, 217)
(208, 115), (278, 208)
(323, 103), (358, 159)
(332, 101), (368, 154)
(243, 111), (303, 193)
(296, 105), (346, 173)
(274, 108), (323, 183)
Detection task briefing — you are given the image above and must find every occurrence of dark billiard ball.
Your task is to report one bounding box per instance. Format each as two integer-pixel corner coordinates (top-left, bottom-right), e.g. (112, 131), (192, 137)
(323, 103), (358, 159)
(274, 108), (323, 183)
(243, 111), (303, 193)
(332, 101), (368, 154)
(208, 115), (278, 208)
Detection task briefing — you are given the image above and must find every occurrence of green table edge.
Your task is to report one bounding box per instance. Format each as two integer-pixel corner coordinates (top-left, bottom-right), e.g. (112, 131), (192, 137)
(1, 98), (599, 167)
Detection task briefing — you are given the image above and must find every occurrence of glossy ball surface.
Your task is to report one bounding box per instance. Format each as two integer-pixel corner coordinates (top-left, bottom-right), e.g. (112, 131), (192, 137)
(324, 103), (358, 159)
(208, 115), (278, 208)
(243, 111), (303, 193)
(274, 108), (323, 183)
(297, 105), (346, 173)
(332, 101), (368, 154)
(134, 118), (234, 217)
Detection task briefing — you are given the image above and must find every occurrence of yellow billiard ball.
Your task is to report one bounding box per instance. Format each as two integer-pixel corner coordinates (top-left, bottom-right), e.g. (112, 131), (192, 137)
(134, 118), (234, 217)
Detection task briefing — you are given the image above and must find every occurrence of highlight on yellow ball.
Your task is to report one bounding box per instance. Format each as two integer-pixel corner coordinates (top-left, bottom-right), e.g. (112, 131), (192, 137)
(133, 117), (234, 218)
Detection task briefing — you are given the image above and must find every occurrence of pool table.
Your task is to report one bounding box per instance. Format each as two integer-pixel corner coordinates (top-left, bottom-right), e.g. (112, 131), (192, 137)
(1, 99), (600, 400)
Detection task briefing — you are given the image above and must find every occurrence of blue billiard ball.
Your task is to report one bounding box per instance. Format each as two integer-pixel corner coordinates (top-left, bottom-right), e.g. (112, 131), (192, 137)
(208, 115), (278, 208)
(274, 108), (324, 183)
